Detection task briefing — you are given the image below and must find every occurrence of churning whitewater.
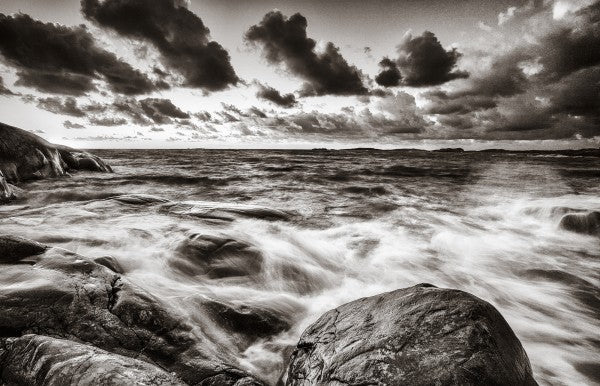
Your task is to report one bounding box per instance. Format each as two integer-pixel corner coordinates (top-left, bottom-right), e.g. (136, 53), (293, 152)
(1, 149), (599, 385)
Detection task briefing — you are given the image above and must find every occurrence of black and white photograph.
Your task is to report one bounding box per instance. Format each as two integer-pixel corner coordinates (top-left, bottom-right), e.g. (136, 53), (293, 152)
(0, 0), (599, 385)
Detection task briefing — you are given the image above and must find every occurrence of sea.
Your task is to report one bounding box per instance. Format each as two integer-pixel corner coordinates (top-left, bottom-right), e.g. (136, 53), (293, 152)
(1, 149), (599, 385)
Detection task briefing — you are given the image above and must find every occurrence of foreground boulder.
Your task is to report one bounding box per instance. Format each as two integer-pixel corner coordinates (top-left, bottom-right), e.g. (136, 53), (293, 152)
(286, 284), (537, 386)
(559, 211), (600, 236)
(0, 236), (263, 385)
(0, 334), (185, 385)
(0, 122), (111, 183)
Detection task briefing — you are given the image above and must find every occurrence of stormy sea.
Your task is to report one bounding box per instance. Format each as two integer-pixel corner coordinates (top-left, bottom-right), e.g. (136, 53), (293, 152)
(2, 148), (599, 385)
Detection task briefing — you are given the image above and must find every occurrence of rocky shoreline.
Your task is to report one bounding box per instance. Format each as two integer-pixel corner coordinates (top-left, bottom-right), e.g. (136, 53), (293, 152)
(0, 122), (112, 202)
(0, 233), (539, 385)
(0, 124), (541, 385)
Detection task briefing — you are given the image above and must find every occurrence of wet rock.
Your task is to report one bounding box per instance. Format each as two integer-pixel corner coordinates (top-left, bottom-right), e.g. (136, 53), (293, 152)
(0, 334), (185, 385)
(0, 122), (111, 184)
(559, 211), (600, 236)
(174, 234), (264, 279)
(0, 238), (264, 385)
(0, 235), (47, 263)
(112, 194), (171, 205)
(94, 255), (125, 274)
(204, 299), (294, 342)
(286, 284), (537, 386)
(0, 171), (16, 202)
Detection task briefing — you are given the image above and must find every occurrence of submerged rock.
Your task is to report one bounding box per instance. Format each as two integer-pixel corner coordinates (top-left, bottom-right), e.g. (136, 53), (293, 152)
(174, 234), (264, 279)
(286, 284), (537, 386)
(0, 334), (185, 385)
(0, 122), (112, 184)
(0, 237), (264, 385)
(559, 211), (600, 236)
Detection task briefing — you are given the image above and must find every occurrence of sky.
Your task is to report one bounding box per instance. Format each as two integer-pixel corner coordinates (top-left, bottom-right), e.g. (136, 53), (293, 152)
(0, 0), (598, 149)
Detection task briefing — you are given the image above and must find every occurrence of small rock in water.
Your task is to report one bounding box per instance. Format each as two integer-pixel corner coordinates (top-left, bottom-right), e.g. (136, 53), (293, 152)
(285, 283), (537, 386)
(559, 211), (600, 236)
(0, 235), (47, 263)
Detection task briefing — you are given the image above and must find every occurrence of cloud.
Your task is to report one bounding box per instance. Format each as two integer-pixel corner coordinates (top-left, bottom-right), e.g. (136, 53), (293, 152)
(0, 13), (156, 95)
(245, 11), (367, 96)
(255, 83), (297, 107)
(82, 0), (238, 91)
(139, 97), (190, 124)
(374, 58), (401, 87)
(35, 97), (87, 117)
(63, 120), (85, 129)
(396, 31), (469, 87)
(0, 76), (15, 95)
(89, 116), (127, 126)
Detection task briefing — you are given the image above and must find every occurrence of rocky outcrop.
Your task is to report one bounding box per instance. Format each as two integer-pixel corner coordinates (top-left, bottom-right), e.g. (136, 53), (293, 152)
(285, 284), (537, 386)
(0, 334), (185, 385)
(0, 122), (112, 184)
(0, 236), (263, 385)
(559, 211), (600, 236)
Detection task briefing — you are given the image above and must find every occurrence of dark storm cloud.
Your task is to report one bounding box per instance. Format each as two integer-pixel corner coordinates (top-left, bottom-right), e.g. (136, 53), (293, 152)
(374, 58), (401, 87)
(81, 0), (238, 91)
(15, 71), (95, 96)
(0, 13), (156, 95)
(139, 98), (190, 124)
(245, 11), (368, 96)
(536, 2), (600, 80)
(377, 31), (468, 88)
(256, 83), (297, 107)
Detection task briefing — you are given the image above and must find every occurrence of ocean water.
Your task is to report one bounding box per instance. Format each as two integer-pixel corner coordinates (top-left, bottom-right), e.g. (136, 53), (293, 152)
(1, 149), (599, 385)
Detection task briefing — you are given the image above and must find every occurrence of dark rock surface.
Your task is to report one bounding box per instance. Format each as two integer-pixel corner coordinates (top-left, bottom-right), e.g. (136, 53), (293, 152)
(0, 171), (16, 202)
(174, 234), (264, 279)
(0, 334), (185, 385)
(559, 211), (600, 236)
(0, 122), (112, 184)
(0, 235), (47, 263)
(0, 236), (264, 385)
(285, 284), (537, 386)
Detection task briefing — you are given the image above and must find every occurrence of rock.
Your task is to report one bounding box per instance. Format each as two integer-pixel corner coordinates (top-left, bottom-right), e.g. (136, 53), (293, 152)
(0, 237), (264, 385)
(559, 211), (600, 236)
(0, 122), (112, 183)
(173, 234), (264, 279)
(0, 171), (15, 202)
(0, 235), (47, 263)
(286, 284), (537, 386)
(94, 255), (125, 274)
(0, 334), (185, 385)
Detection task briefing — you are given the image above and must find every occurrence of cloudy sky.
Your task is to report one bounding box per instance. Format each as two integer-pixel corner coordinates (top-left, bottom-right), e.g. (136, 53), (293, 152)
(0, 0), (598, 149)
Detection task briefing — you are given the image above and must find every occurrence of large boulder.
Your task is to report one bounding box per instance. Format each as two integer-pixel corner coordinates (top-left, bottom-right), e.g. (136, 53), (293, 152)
(0, 334), (185, 385)
(559, 211), (600, 236)
(286, 284), (537, 386)
(0, 236), (263, 385)
(0, 122), (111, 183)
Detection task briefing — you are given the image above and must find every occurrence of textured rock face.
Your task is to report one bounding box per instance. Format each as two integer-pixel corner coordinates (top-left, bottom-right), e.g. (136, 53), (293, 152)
(286, 284), (537, 386)
(0, 236), (263, 386)
(559, 211), (600, 236)
(0, 335), (185, 385)
(0, 122), (112, 183)
(0, 171), (15, 202)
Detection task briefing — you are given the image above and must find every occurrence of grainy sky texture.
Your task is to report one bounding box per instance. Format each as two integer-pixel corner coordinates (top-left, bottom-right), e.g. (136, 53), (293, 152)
(0, 0), (598, 149)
